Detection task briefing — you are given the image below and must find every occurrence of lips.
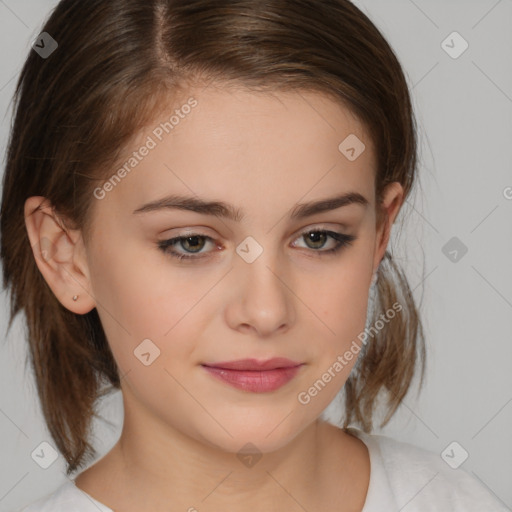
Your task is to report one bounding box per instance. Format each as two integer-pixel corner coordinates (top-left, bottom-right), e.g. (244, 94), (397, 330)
(201, 357), (304, 392)
(201, 357), (302, 371)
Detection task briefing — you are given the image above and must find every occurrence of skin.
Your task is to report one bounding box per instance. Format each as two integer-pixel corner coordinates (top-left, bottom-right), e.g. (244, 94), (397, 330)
(24, 84), (403, 512)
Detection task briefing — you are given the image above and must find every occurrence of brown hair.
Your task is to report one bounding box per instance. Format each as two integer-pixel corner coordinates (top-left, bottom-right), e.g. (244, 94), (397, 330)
(1, 0), (426, 476)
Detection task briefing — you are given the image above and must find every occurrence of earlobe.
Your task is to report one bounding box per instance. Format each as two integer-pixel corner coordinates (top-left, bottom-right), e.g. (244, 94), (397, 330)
(24, 196), (96, 315)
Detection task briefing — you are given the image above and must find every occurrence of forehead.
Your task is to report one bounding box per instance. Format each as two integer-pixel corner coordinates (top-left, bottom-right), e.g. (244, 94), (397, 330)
(164, 83), (372, 156)
(96, 84), (377, 223)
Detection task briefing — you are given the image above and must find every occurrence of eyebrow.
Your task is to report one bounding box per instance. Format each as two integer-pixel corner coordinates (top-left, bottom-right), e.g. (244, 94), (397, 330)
(132, 192), (369, 221)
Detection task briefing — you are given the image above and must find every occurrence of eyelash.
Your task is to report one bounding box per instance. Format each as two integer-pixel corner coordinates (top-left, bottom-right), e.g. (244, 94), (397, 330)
(157, 229), (356, 262)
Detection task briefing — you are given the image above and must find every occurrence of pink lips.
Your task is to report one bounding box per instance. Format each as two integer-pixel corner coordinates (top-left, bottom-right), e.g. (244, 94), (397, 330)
(201, 357), (304, 392)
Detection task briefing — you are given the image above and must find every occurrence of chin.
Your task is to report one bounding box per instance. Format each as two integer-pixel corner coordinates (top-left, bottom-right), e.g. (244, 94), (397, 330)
(192, 408), (313, 456)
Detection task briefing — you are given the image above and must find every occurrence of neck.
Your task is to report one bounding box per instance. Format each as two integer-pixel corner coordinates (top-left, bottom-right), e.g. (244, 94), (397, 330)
(74, 391), (367, 512)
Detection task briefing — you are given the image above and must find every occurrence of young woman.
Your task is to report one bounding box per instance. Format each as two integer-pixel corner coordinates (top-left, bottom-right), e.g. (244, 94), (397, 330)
(1, 1), (507, 511)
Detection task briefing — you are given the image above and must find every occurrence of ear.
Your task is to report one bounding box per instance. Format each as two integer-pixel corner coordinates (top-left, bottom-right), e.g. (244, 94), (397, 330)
(372, 182), (404, 274)
(24, 196), (96, 314)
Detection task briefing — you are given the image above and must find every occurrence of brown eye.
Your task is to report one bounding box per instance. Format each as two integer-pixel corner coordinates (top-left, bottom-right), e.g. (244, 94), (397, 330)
(178, 235), (206, 253)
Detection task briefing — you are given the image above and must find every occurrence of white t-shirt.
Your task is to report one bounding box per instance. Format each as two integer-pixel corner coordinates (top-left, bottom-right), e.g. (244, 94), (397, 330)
(17, 427), (509, 511)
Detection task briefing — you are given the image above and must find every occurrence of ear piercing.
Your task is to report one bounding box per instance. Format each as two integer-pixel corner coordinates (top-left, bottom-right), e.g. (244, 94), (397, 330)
(72, 295), (79, 301)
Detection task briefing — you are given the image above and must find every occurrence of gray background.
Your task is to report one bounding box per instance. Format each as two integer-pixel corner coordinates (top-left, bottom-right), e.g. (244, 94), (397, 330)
(0, 0), (511, 510)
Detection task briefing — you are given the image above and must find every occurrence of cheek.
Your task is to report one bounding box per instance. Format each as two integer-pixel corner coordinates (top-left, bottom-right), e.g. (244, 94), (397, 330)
(86, 236), (217, 377)
(325, 287), (370, 339)
(297, 271), (372, 408)
(88, 231), (212, 330)
(316, 263), (372, 346)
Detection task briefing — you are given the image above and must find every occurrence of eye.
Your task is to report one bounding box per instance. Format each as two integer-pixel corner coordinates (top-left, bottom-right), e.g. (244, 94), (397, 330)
(157, 229), (356, 262)
(157, 233), (217, 261)
(292, 229), (356, 256)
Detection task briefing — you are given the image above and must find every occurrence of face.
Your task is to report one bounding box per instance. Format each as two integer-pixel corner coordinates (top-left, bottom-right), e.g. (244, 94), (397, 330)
(30, 84), (403, 455)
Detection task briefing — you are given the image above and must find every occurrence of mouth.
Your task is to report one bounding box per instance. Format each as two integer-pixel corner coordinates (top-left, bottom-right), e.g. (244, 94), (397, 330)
(201, 358), (304, 393)
(202, 357), (302, 371)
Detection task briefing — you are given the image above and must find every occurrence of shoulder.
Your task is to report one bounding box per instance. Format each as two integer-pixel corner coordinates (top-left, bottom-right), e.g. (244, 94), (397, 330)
(346, 427), (509, 512)
(15, 479), (111, 512)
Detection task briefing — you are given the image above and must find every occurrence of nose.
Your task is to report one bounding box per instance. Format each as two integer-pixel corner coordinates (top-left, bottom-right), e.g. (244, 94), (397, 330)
(224, 251), (295, 338)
